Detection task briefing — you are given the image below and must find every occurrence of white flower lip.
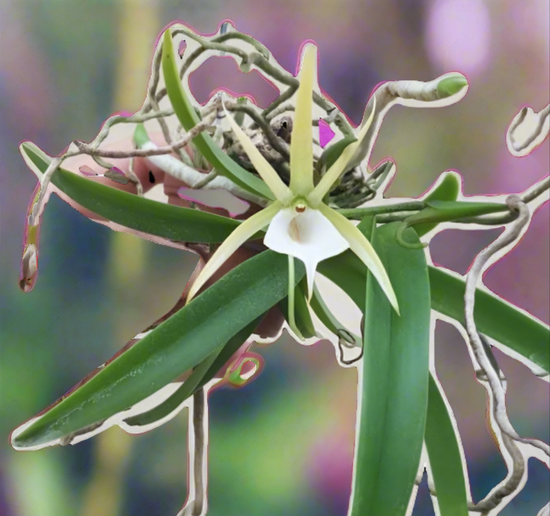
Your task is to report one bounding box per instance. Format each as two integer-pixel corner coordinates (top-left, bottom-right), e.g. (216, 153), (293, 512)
(264, 207), (350, 297)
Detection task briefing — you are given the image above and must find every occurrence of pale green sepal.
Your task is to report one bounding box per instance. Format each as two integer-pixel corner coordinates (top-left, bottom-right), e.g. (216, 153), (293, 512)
(289, 44), (317, 196)
(318, 203), (399, 313)
(187, 201), (282, 301)
(223, 104), (291, 203)
(308, 97), (376, 207)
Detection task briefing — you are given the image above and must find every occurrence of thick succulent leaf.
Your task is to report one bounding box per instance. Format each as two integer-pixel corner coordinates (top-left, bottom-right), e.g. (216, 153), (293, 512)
(349, 223), (431, 516)
(12, 251), (305, 449)
(415, 172), (461, 237)
(133, 122), (154, 148)
(424, 200), (507, 215)
(161, 31), (273, 200)
(429, 266), (550, 374)
(123, 318), (261, 429)
(425, 373), (470, 516)
(20, 142), (239, 244)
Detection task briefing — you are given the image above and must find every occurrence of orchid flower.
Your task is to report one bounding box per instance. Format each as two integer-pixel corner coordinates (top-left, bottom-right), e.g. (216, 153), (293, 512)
(187, 44), (399, 313)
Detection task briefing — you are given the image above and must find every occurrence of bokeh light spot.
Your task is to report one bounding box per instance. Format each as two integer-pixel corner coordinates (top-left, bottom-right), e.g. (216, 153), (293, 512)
(425, 0), (491, 76)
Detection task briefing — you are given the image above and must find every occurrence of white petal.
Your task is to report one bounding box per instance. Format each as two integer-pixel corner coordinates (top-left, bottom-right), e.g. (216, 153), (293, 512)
(264, 207), (349, 296)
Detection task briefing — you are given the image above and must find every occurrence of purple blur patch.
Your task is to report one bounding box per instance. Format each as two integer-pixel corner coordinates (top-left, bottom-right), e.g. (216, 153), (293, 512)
(318, 119), (336, 148)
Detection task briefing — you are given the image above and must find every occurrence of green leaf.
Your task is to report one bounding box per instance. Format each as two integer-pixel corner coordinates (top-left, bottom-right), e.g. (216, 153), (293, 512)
(425, 374), (470, 516)
(12, 251), (305, 449)
(20, 142), (240, 244)
(429, 266), (550, 374)
(124, 318), (261, 428)
(161, 30), (273, 200)
(415, 172), (461, 237)
(349, 223), (431, 516)
(397, 201), (506, 251)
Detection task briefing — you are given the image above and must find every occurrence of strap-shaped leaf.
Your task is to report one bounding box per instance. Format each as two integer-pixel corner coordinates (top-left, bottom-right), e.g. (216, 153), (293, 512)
(161, 30), (274, 201)
(20, 142), (240, 243)
(425, 373), (470, 516)
(349, 223), (430, 516)
(124, 318), (261, 428)
(429, 266), (549, 374)
(12, 251), (305, 449)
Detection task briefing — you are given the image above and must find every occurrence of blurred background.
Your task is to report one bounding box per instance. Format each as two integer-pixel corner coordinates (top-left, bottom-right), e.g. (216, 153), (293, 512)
(0, 0), (548, 515)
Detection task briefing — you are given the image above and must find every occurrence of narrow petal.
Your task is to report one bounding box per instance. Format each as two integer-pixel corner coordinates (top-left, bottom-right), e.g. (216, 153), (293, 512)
(264, 206), (349, 298)
(318, 203), (399, 313)
(289, 44), (317, 196)
(223, 105), (291, 203)
(187, 202), (282, 302)
(308, 97), (376, 207)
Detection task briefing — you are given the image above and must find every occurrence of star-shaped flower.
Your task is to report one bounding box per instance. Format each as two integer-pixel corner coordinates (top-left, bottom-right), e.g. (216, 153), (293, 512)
(187, 44), (398, 313)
